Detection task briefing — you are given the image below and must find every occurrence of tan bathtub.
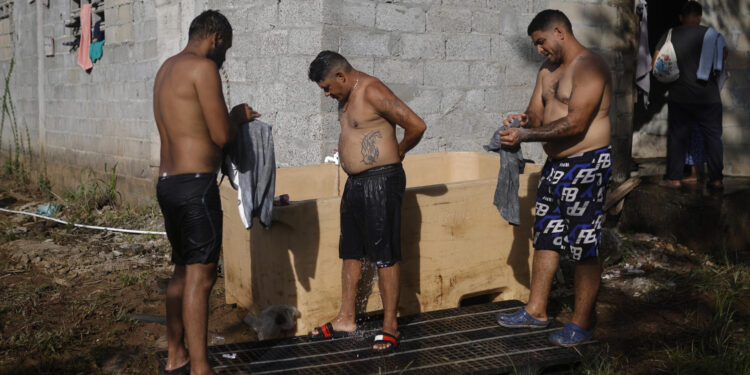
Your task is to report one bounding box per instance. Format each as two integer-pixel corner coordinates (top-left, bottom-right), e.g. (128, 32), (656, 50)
(220, 152), (541, 336)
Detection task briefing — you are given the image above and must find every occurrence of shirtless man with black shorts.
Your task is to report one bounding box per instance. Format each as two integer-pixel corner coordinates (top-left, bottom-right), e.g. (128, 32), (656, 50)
(495, 10), (612, 347)
(153, 10), (259, 374)
(307, 51), (426, 352)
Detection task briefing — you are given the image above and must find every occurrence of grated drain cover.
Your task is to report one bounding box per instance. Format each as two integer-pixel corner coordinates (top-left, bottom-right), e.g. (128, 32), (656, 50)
(157, 300), (599, 374)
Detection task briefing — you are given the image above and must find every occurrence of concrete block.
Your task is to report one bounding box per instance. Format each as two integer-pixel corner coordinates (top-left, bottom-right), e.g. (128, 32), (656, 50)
(440, 89), (465, 114)
(117, 3), (133, 24)
(426, 7), (472, 33)
(504, 62), (537, 88)
(260, 29), (289, 57)
(373, 58), (424, 85)
(375, 3), (425, 33)
(488, 0), (531, 14)
(465, 89), (485, 111)
(470, 61), (503, 87)
(339, 0), (375, 28)
(117, 23), (134, 44)
(584, 4), (618, 27)
(340, 29), (391, 57)
(288, 28), (322, 55)
(246, 1), (279, 33)
(446, 34), (491, 60)
(321, 26), (340, 51)
(346, 56), (375, 75)
(425, 60), (469, 87)
(400, 33), (444, 60)
(279, 0), (322, 27)
(472, 10), (502, 35)
(279, 55), (317, 86)
(572, 25), (601, 48)
(405, 88), (441, 116)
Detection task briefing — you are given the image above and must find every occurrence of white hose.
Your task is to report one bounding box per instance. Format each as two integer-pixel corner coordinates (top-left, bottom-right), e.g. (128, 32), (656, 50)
(0, 207), (166, 235)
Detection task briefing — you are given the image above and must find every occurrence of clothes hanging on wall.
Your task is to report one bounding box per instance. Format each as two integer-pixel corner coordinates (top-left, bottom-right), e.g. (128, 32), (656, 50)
(77, 3), (94, 71)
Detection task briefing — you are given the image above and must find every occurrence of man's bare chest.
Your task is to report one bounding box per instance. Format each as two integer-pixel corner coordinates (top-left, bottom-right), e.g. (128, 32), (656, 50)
(541, 70), (573, 105)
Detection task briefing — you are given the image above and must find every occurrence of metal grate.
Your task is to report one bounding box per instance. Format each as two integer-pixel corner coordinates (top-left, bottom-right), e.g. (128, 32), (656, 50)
(157, 300), (599, 374)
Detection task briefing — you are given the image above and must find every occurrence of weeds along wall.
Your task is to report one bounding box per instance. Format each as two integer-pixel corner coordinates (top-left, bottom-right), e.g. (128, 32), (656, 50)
(1, 0), (640, 204)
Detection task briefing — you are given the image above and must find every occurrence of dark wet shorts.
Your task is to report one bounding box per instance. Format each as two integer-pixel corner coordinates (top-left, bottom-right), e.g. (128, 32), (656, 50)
(533, 146), (612, 261)
(157, 173), (222, 265)
(340, 163), (406, 268)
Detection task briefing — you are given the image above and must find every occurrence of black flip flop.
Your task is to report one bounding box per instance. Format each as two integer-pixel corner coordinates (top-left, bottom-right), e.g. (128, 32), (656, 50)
(309, 322), (356, 340)
(372, 331), (400, 353)
(161, 360), (190, 375)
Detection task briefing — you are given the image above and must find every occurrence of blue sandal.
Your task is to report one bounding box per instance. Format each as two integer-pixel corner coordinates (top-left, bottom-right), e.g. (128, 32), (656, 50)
(497, 308), (550, 329)
(548, 322), (593, 347)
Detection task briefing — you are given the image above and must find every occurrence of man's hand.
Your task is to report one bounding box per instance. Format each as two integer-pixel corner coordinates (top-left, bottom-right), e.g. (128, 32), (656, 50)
(503, 113), (529, 128)
(499, 127), (528, 147)
(229, 103), (261, 126)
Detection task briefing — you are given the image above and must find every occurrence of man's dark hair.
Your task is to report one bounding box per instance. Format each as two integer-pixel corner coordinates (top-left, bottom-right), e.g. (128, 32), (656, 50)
(680, 1), (702, 17)
(308, 51), (353, 82)
(527, 9), (573, 36)
(188, 10), (232, 43)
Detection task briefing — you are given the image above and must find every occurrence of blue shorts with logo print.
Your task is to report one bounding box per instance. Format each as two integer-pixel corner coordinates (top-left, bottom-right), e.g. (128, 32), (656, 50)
(533, 146), (612, 261)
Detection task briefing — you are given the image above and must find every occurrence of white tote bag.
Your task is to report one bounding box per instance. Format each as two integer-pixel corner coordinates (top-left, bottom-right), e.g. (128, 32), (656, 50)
(653, 29), (680, 83)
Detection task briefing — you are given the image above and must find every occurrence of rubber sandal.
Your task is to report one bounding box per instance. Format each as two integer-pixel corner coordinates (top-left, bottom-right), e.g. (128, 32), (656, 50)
(497, 308), (550, 329)
(309, 322), (356, 340)
(372, 331), (399, 353)
(548, 322), (593, 347)
(161, 360), (190, 375)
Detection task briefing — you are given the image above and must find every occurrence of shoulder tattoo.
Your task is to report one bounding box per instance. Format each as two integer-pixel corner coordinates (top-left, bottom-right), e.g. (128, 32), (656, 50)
(379, 98), (410, 124)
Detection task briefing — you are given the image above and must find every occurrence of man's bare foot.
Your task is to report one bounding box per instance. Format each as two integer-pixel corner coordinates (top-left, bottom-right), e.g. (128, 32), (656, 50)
(373, 329), (400, 351)
(659, 179), (681, 189)
(309, 317), (357, 339)
(681, 176), (698, 184)
(708, 180), (724, 190)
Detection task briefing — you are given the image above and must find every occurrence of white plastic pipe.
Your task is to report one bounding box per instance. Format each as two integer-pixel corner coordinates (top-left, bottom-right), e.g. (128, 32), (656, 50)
(0, 207), (166, 235)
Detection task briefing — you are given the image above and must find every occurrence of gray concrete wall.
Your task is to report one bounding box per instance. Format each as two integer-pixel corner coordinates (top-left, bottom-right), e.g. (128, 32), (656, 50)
(7, 0), (747, 203)
(632, 0), (750, 177)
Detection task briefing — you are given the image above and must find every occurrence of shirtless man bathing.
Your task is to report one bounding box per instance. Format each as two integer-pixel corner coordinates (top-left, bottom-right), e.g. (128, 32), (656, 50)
(496, 10), (613, 347)
(153, 11), (259, 374)
(307, 51), (426, 352)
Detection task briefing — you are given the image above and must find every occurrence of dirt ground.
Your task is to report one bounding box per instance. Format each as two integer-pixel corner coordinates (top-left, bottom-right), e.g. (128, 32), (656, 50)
(1, 181), (748, 374)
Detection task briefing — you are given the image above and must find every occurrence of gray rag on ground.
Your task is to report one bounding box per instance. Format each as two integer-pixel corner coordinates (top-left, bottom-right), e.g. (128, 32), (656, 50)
(484, 120), (525, 226)
(222, 120), (276, 229)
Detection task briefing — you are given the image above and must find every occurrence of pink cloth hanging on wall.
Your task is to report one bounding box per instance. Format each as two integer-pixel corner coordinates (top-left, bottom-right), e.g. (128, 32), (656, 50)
(77, 3), (94, 71)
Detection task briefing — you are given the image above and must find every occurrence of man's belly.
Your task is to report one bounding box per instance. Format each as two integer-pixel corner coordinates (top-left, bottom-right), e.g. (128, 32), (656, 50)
(339, 139), (401, 175)
(542, 116), (611, 159)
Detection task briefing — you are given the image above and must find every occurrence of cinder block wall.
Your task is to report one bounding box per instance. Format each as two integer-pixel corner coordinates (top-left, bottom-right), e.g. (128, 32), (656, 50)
(3, 0), (701, 204)
(632, 0), (750, 177)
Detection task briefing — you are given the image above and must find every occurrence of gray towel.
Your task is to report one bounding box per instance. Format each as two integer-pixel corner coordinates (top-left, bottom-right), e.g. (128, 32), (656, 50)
(222, 120), (276, 229)
(483, 119), (525, 226)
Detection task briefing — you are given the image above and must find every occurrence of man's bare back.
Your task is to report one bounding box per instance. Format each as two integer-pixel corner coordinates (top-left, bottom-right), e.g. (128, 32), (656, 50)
(336, 74), (416, 174)
(154, 53), (258, 176)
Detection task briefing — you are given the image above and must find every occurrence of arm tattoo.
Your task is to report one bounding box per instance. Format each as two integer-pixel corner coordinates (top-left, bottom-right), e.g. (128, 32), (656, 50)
(519, 117), (576, 142)
(361, 130), (383, 165)
(379, 98), (410, 124)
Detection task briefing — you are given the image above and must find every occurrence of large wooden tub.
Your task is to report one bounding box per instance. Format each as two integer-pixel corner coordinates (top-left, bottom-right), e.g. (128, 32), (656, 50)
(220, 152), (541, 336)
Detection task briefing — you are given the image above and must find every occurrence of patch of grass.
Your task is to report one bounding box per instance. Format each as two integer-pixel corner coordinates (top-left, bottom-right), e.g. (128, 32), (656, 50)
(660, 287), (750, 374)
(118, 271), (147, 288)
(575, 346), (618, 375)
(63, 163), (120, 224)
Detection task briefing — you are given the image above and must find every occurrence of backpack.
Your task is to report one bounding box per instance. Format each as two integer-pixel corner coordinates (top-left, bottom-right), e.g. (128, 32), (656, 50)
(653, 29), (680, 83)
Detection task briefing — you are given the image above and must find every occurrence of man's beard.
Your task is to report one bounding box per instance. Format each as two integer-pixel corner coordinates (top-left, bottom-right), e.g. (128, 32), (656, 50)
(208, 48), (225, 70)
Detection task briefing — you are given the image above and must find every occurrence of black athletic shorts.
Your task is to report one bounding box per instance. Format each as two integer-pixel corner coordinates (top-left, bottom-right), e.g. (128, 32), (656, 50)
(156, 173), (222, 265)
(339, 163), (406, 268)
(533, 146), (612, 261)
